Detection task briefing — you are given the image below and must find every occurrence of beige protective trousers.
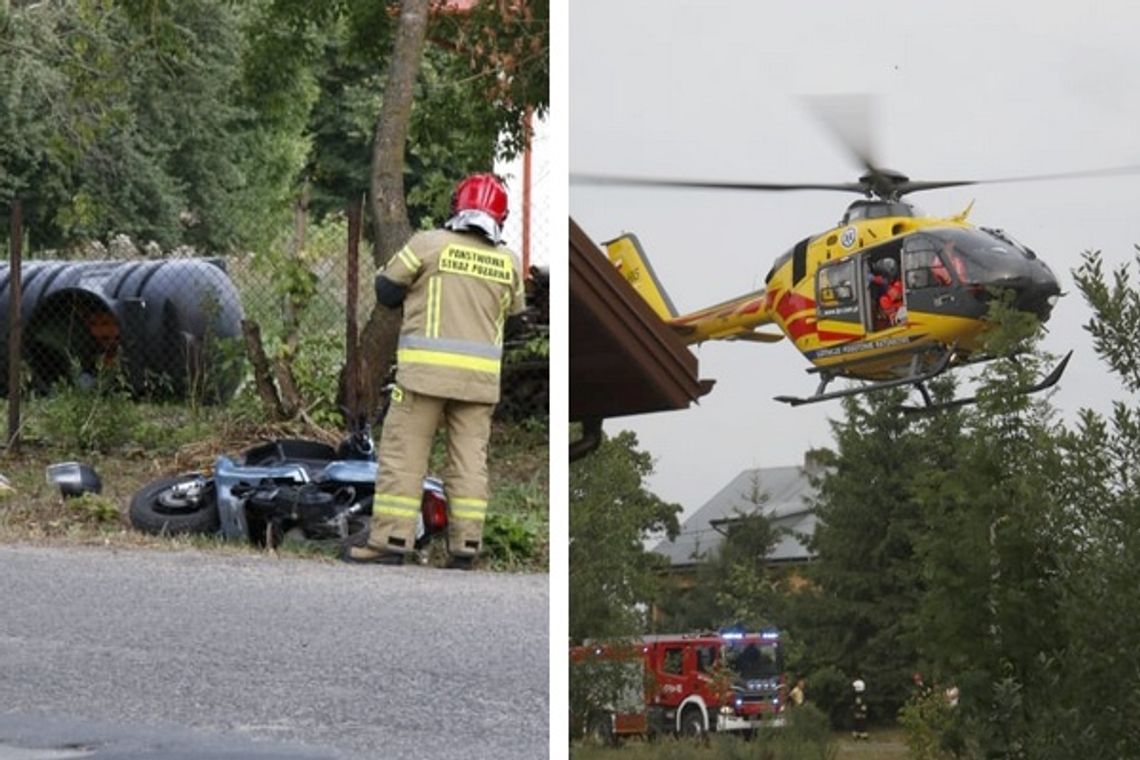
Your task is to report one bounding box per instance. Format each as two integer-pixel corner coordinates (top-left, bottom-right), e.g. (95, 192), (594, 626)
(369, 386), (492, 557)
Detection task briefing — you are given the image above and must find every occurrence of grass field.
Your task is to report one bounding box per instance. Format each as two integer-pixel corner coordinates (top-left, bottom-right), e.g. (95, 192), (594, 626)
(568, 729), (910, 760)
(833, 730), (909, 759)
(0, 397), (548, 571)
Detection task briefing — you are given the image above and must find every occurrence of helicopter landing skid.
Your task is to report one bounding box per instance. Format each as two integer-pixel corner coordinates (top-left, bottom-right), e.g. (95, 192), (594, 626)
(773, 347), (956, 408)
(898, 350), (1073, 415)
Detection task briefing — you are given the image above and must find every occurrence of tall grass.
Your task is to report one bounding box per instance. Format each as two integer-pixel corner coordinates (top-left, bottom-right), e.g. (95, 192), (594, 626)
(570, 705), (836, 760)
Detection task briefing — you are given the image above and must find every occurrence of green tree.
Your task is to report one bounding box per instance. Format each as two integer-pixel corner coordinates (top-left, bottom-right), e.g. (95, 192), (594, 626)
(241, 0), (549, 261)
(1038, 250), (1140, 757)
(1, 0), (274, 251)
(243, 0), (549, 417)
(569, 429), (681, 642)
(796, 387), (927, 722)
(568, 429), (680, 742)
(660, 476), (783, 633)
(910, 299), (1070, 758)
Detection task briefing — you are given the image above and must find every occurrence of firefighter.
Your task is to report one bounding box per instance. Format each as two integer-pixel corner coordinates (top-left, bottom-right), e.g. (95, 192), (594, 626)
(852, 678), (869, 740)
(345, 173), (527, 568)
(789, 678), (806, 708)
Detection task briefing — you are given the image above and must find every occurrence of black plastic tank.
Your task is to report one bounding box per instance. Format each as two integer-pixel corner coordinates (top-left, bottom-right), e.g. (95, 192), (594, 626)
(0, 258), (245, 402)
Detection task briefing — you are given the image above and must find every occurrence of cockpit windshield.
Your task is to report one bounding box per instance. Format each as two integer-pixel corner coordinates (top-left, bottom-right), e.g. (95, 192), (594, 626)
(723, 641), (780, 680)
(903, 228), (1040, 287)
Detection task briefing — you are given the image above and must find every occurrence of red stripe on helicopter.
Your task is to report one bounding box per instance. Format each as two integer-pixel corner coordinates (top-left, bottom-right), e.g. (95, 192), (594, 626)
(737, 297), (764, 315)
(672, 296), (768, 324)
(776, 292), (814, 319)
(817, 329), (861, 342)
(786, 316), (816, 340)
(776, 292), (817, 340)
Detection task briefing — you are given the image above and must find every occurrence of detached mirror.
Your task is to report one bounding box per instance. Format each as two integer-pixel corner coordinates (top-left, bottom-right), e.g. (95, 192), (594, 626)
(45, 462), (102, 498)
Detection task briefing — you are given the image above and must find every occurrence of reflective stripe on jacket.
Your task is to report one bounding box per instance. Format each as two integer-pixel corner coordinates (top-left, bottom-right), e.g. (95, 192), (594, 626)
(380, 229), (526, 404)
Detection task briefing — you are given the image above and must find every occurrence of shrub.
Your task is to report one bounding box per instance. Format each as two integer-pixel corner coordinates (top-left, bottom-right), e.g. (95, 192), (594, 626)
(482, 511), (541, 565)
(64, 492), (121, 526)
(898, 688), (962, 760)
(805, 665), (851, 730)
(35, 371), (143, 452)
(768, 703), (837, 760)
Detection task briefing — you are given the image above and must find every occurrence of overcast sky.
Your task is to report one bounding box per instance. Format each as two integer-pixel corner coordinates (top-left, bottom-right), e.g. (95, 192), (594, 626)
(570, 1), (1140, 518)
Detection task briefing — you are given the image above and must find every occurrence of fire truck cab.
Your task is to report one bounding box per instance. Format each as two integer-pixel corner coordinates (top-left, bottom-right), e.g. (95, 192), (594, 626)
(573, 629), (786, 741)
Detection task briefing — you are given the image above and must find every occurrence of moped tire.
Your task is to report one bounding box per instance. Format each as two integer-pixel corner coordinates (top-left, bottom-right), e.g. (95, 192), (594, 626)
(129, 474), (220, 535)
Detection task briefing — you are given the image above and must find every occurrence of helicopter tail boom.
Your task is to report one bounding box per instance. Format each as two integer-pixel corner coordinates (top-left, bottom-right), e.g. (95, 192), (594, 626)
(603, 233), (781, 345)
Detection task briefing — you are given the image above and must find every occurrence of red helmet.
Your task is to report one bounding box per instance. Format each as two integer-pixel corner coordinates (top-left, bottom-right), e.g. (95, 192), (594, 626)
(452, 173), (509, 225)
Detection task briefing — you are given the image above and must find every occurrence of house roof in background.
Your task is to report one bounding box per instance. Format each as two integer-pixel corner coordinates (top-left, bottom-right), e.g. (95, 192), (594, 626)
(653, 463), (819, 566)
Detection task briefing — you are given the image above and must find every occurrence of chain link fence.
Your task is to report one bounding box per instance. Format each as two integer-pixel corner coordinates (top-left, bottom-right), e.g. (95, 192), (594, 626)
(496, 123), (551, 422)
(1, 167), (550, 445)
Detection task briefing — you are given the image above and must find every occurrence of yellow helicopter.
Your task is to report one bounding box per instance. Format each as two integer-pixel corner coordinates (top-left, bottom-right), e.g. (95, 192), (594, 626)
(575, 156), (1140, 410)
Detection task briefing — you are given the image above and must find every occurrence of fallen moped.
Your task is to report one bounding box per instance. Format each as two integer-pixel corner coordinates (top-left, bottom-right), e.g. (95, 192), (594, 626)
(128, 422), (448, 550)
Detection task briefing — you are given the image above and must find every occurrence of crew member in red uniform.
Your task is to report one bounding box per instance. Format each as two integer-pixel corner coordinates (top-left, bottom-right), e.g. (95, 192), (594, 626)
(869, 258), (904, 328)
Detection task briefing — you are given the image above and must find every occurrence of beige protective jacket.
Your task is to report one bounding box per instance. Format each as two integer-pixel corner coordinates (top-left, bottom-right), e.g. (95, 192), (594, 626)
(381, 229), (526, 404)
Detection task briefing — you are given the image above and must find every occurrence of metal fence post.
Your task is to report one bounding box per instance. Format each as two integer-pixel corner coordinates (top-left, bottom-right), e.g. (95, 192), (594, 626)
(7, 199), (22, 450)
(345, 195), (362, 423)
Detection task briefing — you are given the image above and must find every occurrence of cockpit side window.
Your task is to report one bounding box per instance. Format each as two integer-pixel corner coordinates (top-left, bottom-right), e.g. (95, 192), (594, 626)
(902, 234), (966, 288)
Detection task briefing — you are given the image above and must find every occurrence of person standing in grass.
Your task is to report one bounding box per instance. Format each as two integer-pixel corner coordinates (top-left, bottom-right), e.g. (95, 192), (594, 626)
(852, 678), (869, 740)
(789, 678), (806, 708)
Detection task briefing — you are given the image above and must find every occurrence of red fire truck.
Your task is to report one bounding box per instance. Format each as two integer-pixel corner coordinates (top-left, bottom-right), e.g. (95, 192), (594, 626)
(571, 629), (786, 741)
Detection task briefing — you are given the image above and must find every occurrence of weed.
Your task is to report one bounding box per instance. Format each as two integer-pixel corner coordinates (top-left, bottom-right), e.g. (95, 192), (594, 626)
(517, 415), (548, 434)
(506, 331), (549, 361)
(32, 369), (143, 452)
(63, 492), (121, 525)
(287, 329), (348, 427)
(275, 532), (342, 560)
(493, 475), (547, 513)
(482, 512), (535, 565)
(897, 689), (962, 760)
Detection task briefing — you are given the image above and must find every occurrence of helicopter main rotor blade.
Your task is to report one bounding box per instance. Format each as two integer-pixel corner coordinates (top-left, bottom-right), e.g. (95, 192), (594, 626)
(571, 173), (868, 194)
(897, 164), (1140, 195)
(800, 94), (878, 174)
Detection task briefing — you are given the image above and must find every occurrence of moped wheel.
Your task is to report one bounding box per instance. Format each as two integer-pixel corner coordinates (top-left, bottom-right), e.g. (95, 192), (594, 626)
(129, 474), (219, 535)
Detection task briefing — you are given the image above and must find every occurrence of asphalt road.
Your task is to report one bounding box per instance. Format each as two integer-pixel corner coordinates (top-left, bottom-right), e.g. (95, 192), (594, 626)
(0, 545), (548, 759)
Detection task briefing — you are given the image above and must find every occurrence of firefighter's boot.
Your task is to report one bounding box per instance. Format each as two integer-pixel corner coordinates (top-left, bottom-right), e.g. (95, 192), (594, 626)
(441, 400), (493, 562)
(370, 386), (445, 556)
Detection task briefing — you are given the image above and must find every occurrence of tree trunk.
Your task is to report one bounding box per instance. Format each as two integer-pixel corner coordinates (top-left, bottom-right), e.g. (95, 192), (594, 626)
(356, 305), (404, 418)
(369, 0), (430, 264)
(242, 319), (286, 420)
(357, 0), (431, 420)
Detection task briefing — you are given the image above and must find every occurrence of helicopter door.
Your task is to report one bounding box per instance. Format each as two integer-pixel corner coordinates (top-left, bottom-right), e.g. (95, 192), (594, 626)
(814, 258), (865, 343)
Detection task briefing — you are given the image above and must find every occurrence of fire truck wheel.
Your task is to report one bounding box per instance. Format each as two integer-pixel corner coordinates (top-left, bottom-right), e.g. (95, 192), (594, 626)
(587, 713), (615, 746)
(679, 708), (706, 738)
